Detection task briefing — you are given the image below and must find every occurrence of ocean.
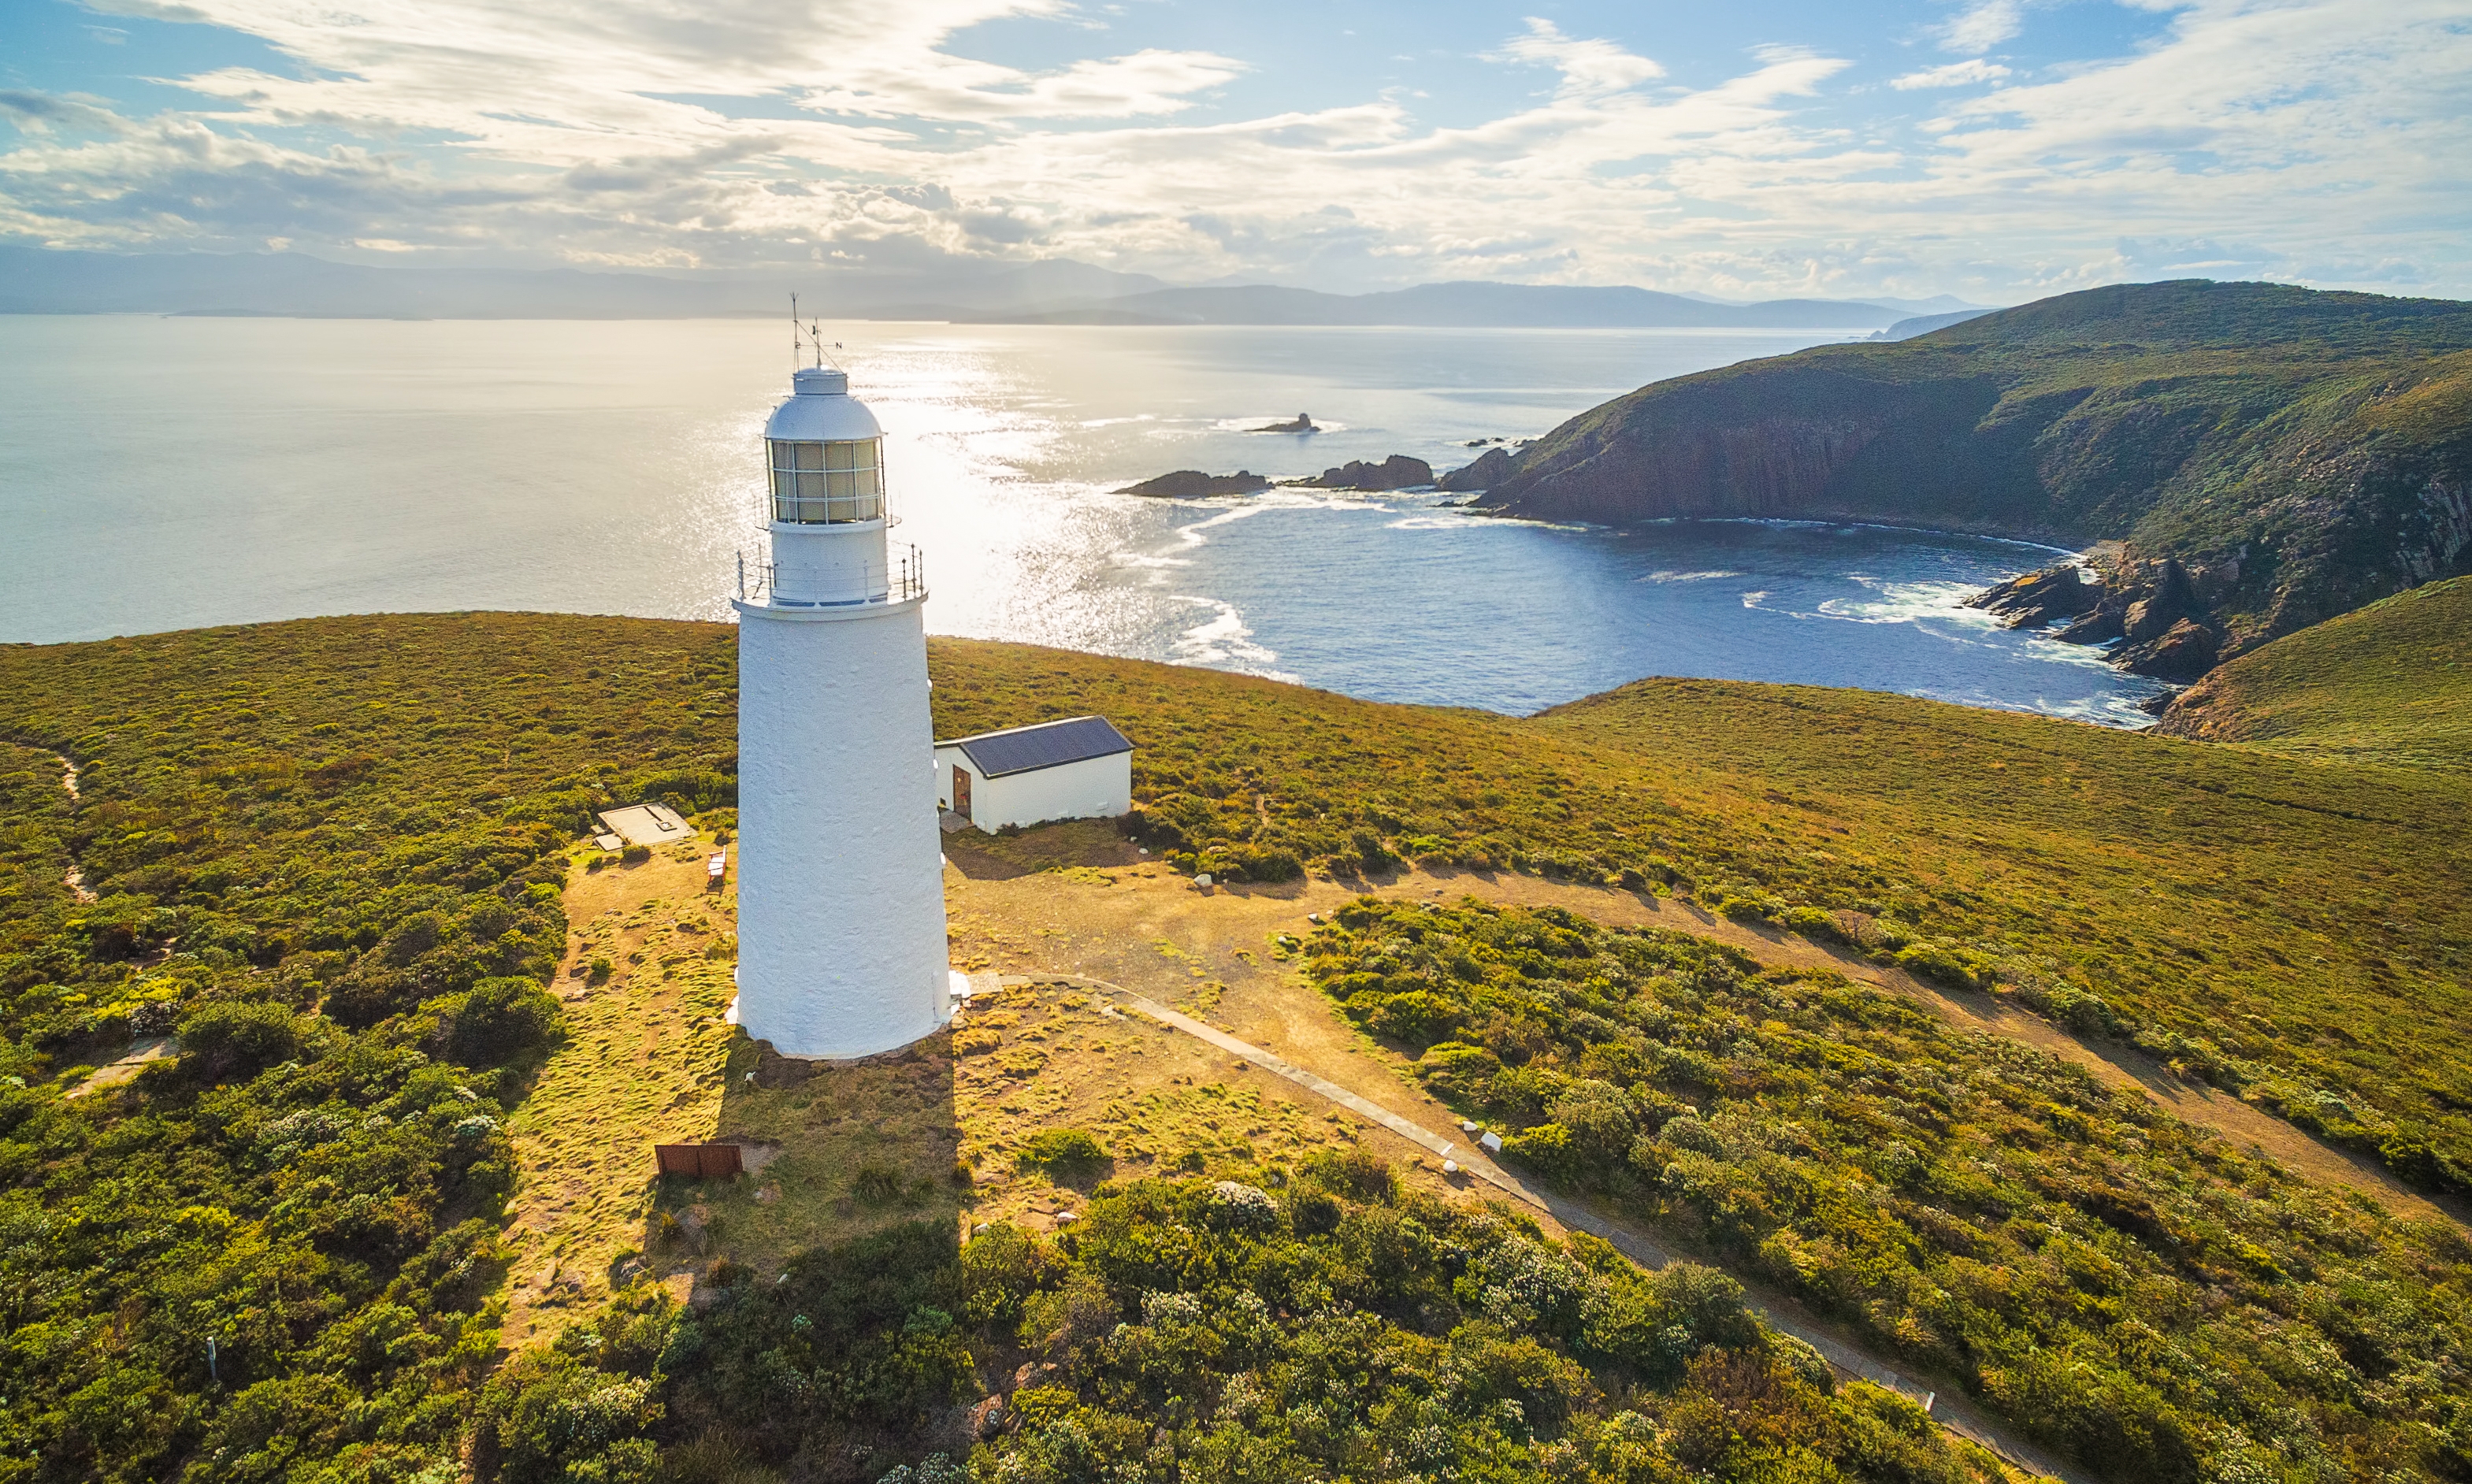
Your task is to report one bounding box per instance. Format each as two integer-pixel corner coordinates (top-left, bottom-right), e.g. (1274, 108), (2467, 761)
(0, 314), (2166, 722)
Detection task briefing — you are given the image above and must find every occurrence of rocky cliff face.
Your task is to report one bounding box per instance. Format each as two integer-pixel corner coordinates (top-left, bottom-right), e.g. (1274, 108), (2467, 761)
(1966, 556), (2238, 681)
(1445, 282), (2472, 681)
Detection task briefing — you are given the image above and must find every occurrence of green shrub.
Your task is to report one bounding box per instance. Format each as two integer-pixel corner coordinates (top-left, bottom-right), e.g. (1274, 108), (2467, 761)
(440, 975), (562, 1064)
(1500, 1121), (1579, 1184)
(1017, 1127), (1108, 1175)
(1892, 940), (1982, 988)
(1231, 843), (1303, 882)
(472, 1350), (663, 1484)
(852, 1163), (906, 1204)
(176, 999), (303, 1079)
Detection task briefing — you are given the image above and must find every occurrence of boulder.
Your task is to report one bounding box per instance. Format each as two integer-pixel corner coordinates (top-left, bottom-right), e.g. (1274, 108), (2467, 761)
(969, 1394), (1008, 1440)
(1116, 469), (1275, 499)
(1963, 564), (2099, 629)
(1295, 454), (1435, 491)
(1251, 413), (1317, 433)
(2113, 618), (2220, 681)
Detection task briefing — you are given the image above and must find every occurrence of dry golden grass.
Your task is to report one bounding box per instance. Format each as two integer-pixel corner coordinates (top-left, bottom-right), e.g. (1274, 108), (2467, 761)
(501, 838), (737, 1345)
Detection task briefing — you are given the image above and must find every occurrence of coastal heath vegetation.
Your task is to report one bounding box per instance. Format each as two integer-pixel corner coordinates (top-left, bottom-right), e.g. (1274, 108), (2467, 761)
(476, 1157), (2021, 1484)
(2157, 572), (2472, 770)
(0, 608), (2464, 1476)
(0, 614), (735, 1479)
(933, 636), (2472, 1203)
(1302, 896), (2472, 1482)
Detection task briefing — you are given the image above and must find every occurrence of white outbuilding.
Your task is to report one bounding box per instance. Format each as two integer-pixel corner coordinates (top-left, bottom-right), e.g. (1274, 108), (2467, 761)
(935, 716), (1134, 833)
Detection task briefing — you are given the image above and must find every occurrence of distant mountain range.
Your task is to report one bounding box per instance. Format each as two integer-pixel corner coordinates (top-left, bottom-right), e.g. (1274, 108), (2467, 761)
(0, 247), (1982, 328)
(871, 282), (1947, 329)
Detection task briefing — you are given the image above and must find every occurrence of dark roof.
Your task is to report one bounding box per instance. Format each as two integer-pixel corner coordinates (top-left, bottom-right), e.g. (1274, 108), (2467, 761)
(941, 715), (1134, 779)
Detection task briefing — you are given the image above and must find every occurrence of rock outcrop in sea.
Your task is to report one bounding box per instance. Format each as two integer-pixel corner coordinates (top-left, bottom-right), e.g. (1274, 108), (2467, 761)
(1294, 454), (1433, 492)
(1965, 554), (2236, 681)
(1117, 469), (1275, 499)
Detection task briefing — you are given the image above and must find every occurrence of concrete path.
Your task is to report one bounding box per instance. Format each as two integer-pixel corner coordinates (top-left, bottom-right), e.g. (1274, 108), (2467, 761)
(1004, 970), (2081, 1484)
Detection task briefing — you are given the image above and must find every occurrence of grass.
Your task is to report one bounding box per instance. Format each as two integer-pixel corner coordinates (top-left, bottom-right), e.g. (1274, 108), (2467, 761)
(2158, 573), (2472, 770)
(6, 614), (2464, 1195)
(930, 636), (2472, 1199)
(499, 843), (738, 1347)
(2, 608), (2466, 1475)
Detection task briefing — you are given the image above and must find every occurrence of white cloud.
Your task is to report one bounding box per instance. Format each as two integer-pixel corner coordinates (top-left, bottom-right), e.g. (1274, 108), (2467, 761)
(1939, 0), (2025, 54)
(1, 0), (2465, 299)
(1492, 18), (1666, 96)
(1891, 59), (2014, 89)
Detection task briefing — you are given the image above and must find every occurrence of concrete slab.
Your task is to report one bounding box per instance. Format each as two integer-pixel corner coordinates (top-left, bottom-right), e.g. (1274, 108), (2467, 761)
(597, 803), (693, 848)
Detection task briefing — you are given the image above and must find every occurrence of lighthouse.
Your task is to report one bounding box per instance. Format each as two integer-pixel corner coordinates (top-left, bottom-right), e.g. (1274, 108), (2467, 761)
(731, 362), (950, 1060)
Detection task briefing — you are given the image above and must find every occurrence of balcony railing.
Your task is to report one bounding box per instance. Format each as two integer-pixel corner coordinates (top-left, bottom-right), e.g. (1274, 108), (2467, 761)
(737, 544), (926, 608)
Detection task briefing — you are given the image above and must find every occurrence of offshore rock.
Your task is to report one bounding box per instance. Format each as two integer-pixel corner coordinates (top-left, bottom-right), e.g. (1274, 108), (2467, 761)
(1964, 563), (2100, 629)
(1118, 469), (1275, 499)
(1295, 454), (1434, 491)
(1251, 412), (1317, 432)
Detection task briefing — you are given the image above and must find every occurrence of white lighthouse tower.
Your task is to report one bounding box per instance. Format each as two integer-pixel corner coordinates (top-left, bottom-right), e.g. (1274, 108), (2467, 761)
(731, 360), (950, 1059)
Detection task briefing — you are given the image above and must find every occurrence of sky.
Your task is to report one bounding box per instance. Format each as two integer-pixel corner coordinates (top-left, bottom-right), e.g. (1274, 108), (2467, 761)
(1, 0), (2467, 302)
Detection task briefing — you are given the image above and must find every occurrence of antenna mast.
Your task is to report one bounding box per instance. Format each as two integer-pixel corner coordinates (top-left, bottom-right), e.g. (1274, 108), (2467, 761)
(789, 292), (800, 375)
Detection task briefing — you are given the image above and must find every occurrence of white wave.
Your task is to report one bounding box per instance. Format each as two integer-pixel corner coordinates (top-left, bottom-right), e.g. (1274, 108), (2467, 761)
(1386, 514), (1487, 530)
(1167, 595), (1295, 679)
(1813, 577), (1991, 626)
(1741, 590), (1769, 609)
(1172, 503), (1271, 547)
(1638, 569), (1743, 583)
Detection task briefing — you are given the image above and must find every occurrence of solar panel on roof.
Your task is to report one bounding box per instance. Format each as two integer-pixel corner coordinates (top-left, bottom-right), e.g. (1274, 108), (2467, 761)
(948, 715), (1133, 778)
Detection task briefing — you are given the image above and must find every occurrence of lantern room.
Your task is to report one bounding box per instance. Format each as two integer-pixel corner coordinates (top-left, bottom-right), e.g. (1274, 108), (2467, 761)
(763, 366), (884, 525)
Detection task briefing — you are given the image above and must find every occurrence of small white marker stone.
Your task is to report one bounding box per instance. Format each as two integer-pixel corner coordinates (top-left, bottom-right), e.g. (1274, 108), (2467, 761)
(1479, 1131), (1504, 1153)
(1443, 1159), (1460, 1175)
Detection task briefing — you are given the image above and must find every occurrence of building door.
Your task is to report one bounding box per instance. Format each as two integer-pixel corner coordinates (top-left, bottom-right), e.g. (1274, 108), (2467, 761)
(952, 767), (972, 821)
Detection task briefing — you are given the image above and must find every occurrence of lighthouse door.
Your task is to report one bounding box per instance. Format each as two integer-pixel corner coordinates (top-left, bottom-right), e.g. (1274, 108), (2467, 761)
(953, 767), (973, 822)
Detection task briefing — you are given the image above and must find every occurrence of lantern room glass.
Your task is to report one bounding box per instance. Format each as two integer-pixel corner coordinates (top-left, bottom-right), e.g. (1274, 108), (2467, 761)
(768, 437), (884, 523)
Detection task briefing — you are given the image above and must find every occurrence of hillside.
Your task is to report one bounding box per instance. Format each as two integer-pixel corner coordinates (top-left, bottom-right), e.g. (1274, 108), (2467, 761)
(2155, 573), (2472, 768)
(2, 614), (2470, 1478)
(1451, 280), (2472, 668)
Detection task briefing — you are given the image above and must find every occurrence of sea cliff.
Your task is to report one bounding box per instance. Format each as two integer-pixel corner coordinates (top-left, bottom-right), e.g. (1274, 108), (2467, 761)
(1449, 280), (2472, 676)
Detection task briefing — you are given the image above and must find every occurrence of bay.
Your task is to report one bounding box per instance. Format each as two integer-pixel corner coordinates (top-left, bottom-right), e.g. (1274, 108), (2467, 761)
(0, 315), (2165, 722)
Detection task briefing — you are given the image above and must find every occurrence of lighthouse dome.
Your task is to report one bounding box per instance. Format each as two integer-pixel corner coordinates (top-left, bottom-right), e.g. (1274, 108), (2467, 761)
(764, 366), (882, 442)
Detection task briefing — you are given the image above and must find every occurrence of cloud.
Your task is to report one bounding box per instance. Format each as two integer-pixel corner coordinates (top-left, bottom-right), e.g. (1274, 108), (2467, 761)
(1492, 18), (1666, 96)
(1891, 59), (2014, 89)
(1, 0), (2465, 299)
(1939, 0), (2026, 53)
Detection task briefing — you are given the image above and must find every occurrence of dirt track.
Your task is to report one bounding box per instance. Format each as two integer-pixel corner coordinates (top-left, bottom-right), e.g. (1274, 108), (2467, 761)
(946, 854), (2460, 1229)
